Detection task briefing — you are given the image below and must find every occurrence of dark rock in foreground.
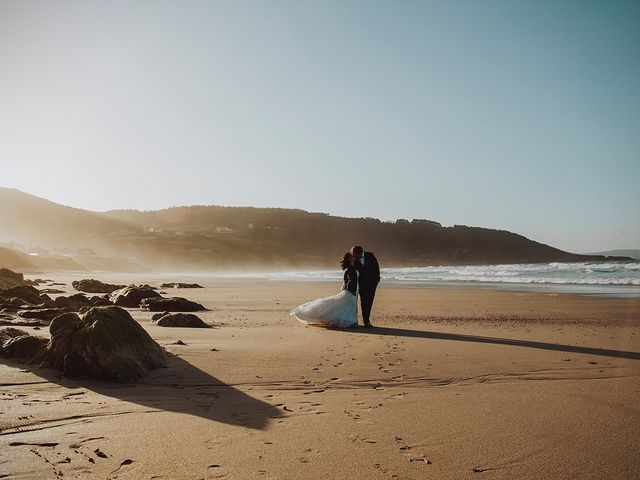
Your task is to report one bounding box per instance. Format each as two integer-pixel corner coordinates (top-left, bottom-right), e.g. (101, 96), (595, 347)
(160, 282), (204, 289)
(72, 279), (124, 294)
(109, 286), (161, 308)
(48, 307), (166, 381)
(1, 306), (167, 381)
(154, 313), (209, 328)
(140, 297), (206, 312)
(0, 327), (48, 359)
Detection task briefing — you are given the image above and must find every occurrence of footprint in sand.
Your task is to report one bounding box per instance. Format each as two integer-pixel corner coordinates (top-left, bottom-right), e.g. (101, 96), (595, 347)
(387, 392), (407, 400)
(303, 389), (326, 395)
(395, 438), (433, 466)
(374, 462), (401, 478)
(94, 448), (108, 458)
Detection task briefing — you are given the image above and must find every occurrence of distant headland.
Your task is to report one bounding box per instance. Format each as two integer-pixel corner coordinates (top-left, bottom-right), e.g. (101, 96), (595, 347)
(0, 187), (632, 272)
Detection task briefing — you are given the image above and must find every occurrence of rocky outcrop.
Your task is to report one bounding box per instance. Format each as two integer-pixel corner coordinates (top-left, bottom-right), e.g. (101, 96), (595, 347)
(0, 316), (48, 327)
(0, 268), (25, 290)
(0, 327), (48, 359)
(18, 308), (69, 322)
(1, 307), (167, 381)
(160, 283), (204, 289)
(0, 285), (46, 306)
(53, 293), (110, 311)
(45, 307), (166, 381)
(109, 286), (161, 308)
(72, 279), (124, 294)
(140, 297), (206, 312)
(154, 313), (209, 328)
(0, 293), (113, 328)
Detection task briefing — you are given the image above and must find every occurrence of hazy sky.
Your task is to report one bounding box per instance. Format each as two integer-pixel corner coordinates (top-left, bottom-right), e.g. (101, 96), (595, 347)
(1, 1), (638, 253)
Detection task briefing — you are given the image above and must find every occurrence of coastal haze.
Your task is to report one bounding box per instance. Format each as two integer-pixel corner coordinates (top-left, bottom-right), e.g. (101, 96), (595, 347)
(0, 187), (634, 273)
(1, 2), (639, 480)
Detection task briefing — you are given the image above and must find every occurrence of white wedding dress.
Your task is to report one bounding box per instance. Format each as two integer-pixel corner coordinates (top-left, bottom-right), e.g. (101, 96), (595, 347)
(291, 285), (358, 328)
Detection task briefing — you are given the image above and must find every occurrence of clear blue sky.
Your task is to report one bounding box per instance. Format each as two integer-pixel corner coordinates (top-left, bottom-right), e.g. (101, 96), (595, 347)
(1, 0), (638, 253)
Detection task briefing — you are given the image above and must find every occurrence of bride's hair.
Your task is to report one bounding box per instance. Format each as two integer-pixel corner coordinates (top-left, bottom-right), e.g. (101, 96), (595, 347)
(340, 252), (352, 270)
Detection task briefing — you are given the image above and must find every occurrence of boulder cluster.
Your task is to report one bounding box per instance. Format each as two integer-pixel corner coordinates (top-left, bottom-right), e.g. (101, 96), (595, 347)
(1, 272), (207, 329)
(1, 306), (166, 381)
(0, 269), (212, 381)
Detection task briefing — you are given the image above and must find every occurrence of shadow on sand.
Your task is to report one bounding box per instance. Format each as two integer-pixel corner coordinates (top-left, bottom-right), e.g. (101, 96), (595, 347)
(347, 326), (640, 360)
(5, 353), (280, 430)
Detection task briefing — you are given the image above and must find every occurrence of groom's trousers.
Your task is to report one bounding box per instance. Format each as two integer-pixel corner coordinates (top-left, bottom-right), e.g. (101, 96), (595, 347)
(359, 287), (377, 325)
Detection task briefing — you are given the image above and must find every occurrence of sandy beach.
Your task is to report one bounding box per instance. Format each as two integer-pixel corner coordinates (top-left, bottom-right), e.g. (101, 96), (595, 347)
(1, 278), (639, 479)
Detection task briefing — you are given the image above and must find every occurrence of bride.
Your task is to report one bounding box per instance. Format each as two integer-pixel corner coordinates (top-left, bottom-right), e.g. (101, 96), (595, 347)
(291, 252), (358, 328)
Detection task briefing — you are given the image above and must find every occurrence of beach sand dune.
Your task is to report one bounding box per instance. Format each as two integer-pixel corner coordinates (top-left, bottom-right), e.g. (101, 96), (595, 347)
(1, 280), (638, 479)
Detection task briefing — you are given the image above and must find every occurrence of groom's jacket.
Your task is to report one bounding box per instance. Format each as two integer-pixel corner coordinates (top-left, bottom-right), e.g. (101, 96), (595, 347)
(354, 251), (380, 290)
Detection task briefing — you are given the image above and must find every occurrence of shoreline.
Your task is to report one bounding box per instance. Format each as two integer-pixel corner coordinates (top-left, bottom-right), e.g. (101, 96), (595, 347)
(21, 269), (640, 299)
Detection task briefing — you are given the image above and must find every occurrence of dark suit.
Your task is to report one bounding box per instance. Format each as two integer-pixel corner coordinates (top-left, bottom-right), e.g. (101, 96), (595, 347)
(354, 251), (380, 325)
(342, 266), (358, 296)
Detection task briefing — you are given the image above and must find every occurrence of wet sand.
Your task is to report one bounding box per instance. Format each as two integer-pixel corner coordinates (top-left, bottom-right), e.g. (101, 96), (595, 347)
(1, 278), (639, 479)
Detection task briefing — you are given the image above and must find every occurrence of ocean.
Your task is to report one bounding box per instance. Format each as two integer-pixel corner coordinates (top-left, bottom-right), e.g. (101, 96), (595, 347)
(226, 261), (640, 298)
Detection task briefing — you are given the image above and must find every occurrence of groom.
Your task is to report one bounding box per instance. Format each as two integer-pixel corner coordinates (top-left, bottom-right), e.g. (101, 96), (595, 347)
(351, 244), (380, 328)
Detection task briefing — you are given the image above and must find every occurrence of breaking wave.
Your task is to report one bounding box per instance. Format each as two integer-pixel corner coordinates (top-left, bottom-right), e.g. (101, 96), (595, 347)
(233, 261), (640, 287)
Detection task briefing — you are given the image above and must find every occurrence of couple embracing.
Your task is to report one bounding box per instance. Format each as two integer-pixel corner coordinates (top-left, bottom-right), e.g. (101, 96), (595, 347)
(291, 245), (380, 329)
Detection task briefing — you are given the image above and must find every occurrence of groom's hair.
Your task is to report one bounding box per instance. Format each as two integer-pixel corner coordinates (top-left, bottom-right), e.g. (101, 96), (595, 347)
(351, 245), (363, 255)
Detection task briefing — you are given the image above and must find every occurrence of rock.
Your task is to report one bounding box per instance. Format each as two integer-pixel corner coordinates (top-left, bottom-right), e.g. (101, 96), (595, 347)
(0, 317), (48, 328)
(0, 268), (25, 289)
(18, 308), (69, 322)
(38, 293), (55, 307)
(140, 297), (206, 312)
(0, 327), (27, 339)
(49, 312), (81, 335)
(0, 285), (43, 305)
(54, 293), (93, 311)
(154, 313), (209, 328)
(1, 308), (166, 382)
(72, 279), (125, 294)
(168, 339), (186, 345)
(89, 296), (113, 307)
(4, 298), (29, 308)
(160, 283), (204, 289)
(109, 286), (161, 308)
(0, 327), (48, 359)
(151, 311), (169, 321)
(45, 307), (166, 381)
(49, 312), (83, 336)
